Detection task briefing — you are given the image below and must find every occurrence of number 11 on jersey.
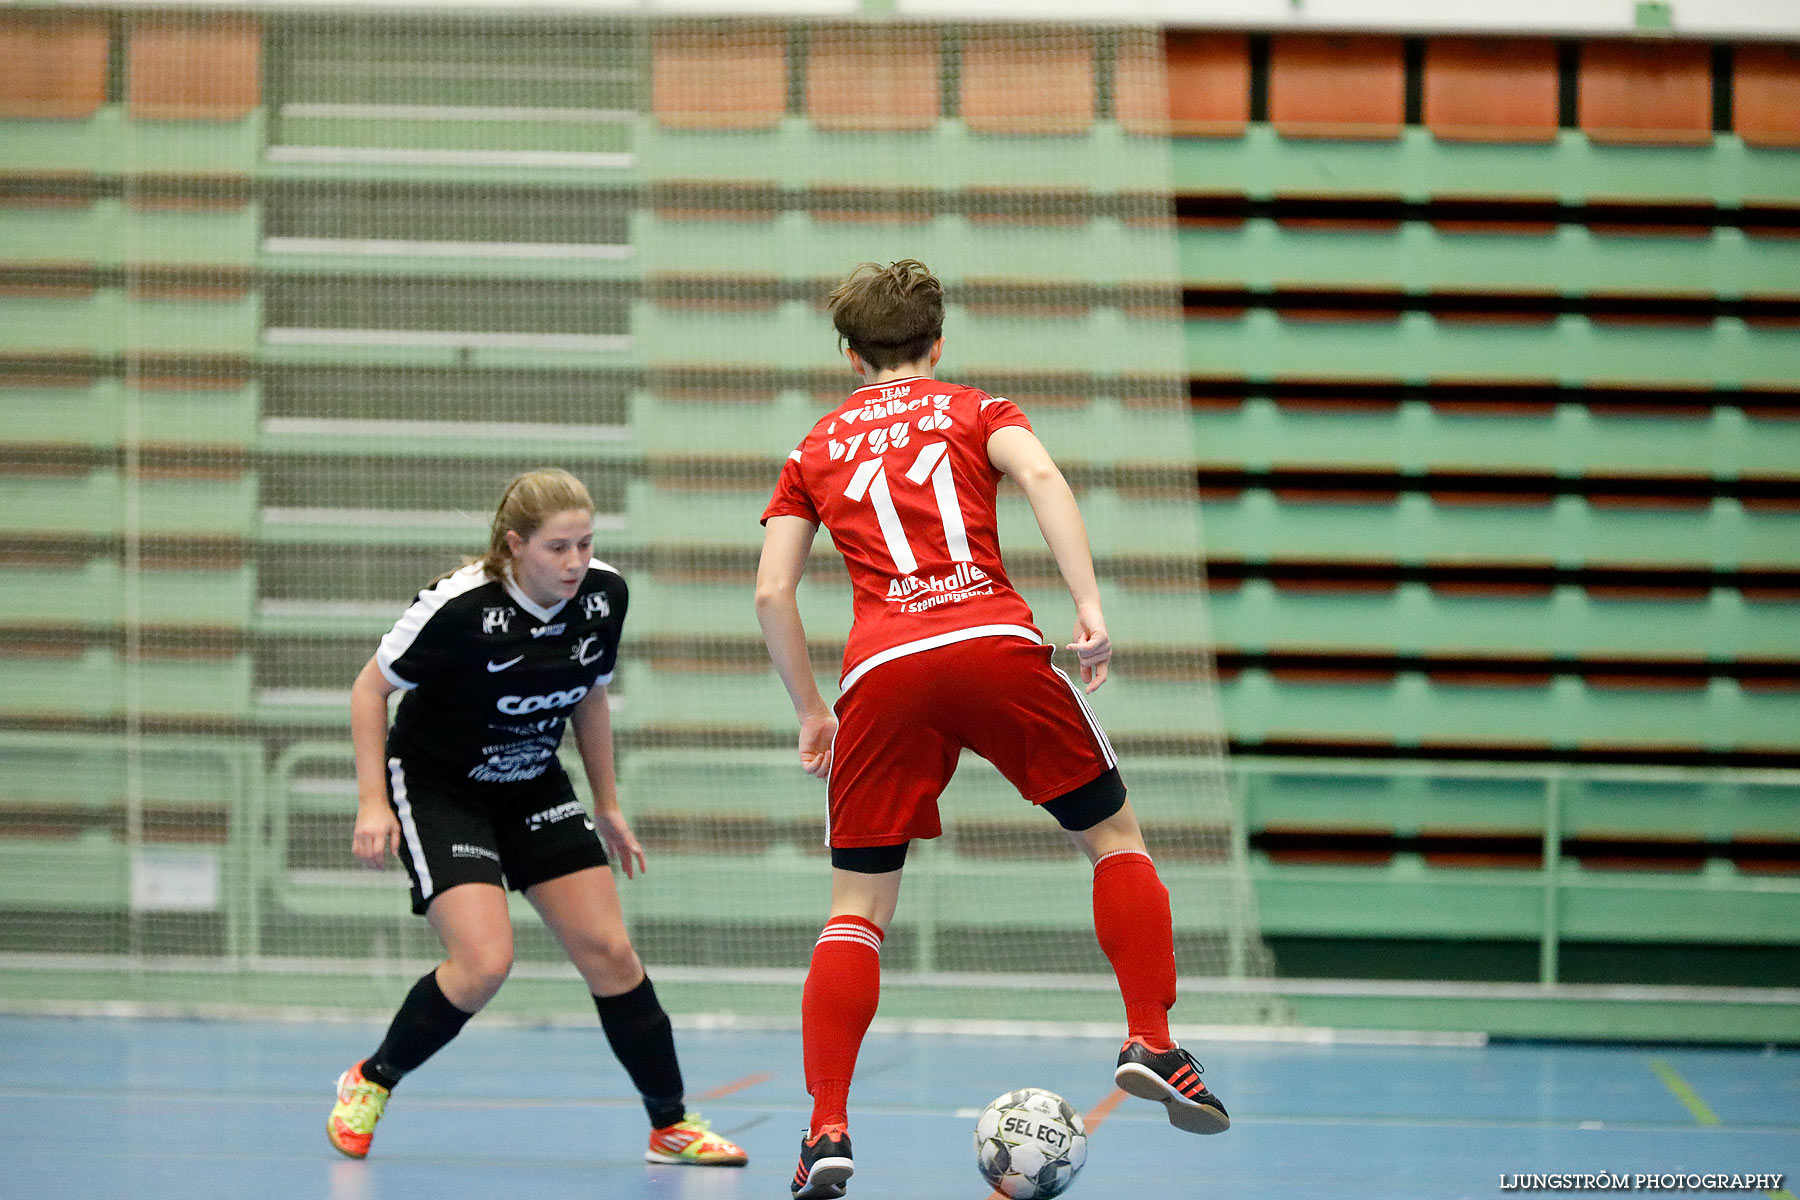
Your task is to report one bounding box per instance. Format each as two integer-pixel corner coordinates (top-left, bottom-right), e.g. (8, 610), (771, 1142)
(843, 442), (972, 575)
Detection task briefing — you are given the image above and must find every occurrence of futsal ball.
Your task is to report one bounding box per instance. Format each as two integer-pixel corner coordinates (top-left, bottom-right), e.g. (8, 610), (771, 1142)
(973, 1087), (1088, 1199)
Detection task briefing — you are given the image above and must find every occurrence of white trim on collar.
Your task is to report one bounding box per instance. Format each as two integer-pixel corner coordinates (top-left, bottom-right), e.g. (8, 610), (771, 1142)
(502, 568), (568, 623)
(849, 376), (931, 395)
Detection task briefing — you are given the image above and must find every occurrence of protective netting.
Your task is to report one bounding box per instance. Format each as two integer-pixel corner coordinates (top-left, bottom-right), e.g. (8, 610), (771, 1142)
(0, 9), (1286, 1027)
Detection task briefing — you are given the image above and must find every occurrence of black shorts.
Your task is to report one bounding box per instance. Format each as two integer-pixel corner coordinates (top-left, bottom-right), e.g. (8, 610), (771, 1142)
(384, 757), (608, 915)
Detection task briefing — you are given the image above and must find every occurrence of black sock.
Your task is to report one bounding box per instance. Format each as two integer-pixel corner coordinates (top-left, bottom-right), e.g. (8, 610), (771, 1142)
(364, 969), (475, 1090)
(594, 975), (686, 1128)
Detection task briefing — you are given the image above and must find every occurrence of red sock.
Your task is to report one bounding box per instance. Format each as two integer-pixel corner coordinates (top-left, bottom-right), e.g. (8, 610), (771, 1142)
(802, 915), (883, 1134)
(1092, 849), (1177, 1052)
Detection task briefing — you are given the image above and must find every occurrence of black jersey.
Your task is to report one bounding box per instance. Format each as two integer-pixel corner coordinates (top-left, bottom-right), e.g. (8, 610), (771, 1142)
(375, 560), (628, 786)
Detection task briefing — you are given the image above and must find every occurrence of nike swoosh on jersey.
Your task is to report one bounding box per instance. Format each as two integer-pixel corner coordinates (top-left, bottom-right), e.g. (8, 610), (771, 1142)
(486, 656), (525, 672)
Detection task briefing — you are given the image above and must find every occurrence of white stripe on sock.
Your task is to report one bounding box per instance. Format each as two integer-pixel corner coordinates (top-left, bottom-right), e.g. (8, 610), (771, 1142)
(817, 923), (884, 953)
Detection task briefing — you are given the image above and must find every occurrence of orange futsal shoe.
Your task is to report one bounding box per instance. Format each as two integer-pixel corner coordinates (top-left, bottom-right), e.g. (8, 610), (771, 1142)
(644, 1113), (749, 1166)
(326, 1059), (391, 1159)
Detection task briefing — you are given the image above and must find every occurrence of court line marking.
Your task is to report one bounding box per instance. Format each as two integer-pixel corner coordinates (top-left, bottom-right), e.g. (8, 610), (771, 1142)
(1649, 1058), (1719, 1126)
(1649, 1058), (1796, 1200)
(1082, 1087), (1129, 1133)
(6, 1086), (1798, 1137)
(695, 1071), (773, 1101)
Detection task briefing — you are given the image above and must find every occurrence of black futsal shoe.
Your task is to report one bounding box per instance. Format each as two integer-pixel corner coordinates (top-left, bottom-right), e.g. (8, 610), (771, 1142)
(1114, 1039), (1231, 1134)
(791, 1123), (854, 1198)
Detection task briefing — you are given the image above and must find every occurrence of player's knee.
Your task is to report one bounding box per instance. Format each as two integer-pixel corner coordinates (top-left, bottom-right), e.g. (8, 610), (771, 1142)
(455, 942), (515, 994)
(578, 928), (641, 976)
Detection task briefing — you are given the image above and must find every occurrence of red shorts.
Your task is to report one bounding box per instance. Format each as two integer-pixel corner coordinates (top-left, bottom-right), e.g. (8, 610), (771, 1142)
(827, 635), (1117, 847)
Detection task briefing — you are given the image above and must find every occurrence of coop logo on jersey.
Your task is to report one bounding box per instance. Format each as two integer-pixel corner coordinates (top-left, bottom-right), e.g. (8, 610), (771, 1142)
(582, 593), (610, 619)
(886, 562), (990, 601)
(482, 607), (513, 634)
(496, 686), (588, 715)
(524, 800), (585, 832)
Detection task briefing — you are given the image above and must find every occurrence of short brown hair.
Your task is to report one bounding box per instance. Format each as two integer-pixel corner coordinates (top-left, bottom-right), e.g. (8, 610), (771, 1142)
(827, 260), (943, 371)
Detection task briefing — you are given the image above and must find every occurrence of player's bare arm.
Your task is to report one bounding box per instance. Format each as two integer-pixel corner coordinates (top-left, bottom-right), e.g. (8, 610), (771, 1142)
(348, 655), (403, 868)
(570, 685), (646, 878)
(985, 425), (1112, 693)
(755, 514), (838, 778)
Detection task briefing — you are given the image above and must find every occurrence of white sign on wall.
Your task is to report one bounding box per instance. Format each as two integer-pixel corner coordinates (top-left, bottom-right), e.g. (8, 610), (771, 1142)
(130, 847), (222, 913)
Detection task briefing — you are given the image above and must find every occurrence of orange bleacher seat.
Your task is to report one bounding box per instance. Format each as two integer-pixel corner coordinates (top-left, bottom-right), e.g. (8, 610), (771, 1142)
(652, 27), (787, 130)
(806, 26), (939, 132)
(1424, 37), (1559, 143)
(960, 29), (1094, 135)
(128, 19), (260, 120)
(1579, 40), (1712, 146)
(1116, 30), (1249, 137)
(0, 15), (108, 119)
(1734, 42), (1800, 149)
(1269, 34), (1405, 140)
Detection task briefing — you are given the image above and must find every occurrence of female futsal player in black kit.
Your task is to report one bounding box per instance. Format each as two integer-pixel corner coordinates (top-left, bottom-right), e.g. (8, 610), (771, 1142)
(326, 468), (747, 1168)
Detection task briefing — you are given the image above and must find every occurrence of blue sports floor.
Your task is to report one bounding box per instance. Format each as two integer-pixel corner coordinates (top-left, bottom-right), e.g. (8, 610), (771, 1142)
(1, 1014), (1794, 1199)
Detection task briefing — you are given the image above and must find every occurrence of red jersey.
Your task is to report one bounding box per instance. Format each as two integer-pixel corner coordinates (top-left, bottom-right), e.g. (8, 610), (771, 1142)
(762, 376), (1044, 691)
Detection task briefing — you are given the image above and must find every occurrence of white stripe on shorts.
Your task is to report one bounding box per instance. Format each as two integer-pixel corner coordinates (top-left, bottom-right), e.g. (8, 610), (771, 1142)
(1051, 664), (1118, 768)
(388, 758), (434, 900)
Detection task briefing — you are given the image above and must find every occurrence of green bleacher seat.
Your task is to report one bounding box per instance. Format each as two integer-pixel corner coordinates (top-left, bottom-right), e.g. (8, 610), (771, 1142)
(0, 111), (116, 174)
(0, 560), (255, 631)
(1207, 581), (1800, 659)
(1177, 221), (1800, 296)
(0, 290), (125, 356)
(1184, 310), (1800, 387)
(2, 377), (262, 452)
(1222, 670), (1797, 752)
(125, 202), (260, 269)
(1192, 493), (1800, 570)
(1193, 399), (1800, 476)
(124, 111), (265, 177)
(1171, 126), (1800, 206)
(641, 119), (1172, 193)
(609, 660), (794, 735)
(1, 108), (265, 176)
(0, 290), (260, 358)
(1, 649), (254, 720)
(0, 200), (115, 266)
(636, 211), (1188, 286)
